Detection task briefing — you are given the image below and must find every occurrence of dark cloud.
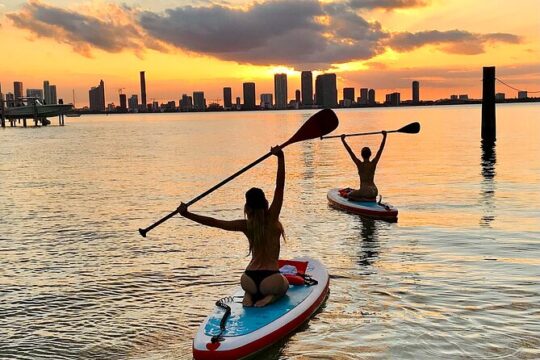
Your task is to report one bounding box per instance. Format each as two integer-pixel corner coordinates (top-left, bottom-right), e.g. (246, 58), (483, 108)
(6, 0), (165, 57)
(139, 0), (388, 69)
(348, 0), (428, 10)
(387, 30), (521, 54)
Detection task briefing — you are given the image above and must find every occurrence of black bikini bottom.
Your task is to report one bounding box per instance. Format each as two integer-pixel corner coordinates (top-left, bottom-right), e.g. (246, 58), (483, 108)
(244, 270), (280, 302)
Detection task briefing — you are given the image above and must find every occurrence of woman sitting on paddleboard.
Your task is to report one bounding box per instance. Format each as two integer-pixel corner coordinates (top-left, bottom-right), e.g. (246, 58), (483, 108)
(178, 146), (289, 307)
(341, 131), (387, 201)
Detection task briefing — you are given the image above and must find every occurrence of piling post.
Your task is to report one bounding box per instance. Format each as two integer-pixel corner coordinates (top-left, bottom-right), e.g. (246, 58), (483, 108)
(481, 66), (496, 142)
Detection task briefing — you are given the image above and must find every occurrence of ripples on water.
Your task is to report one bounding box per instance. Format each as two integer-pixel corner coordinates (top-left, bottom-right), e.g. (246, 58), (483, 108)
(1, 105), (539, 359)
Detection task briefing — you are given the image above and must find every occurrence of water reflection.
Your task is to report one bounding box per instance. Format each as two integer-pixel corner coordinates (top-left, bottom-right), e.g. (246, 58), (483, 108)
(480, 140), (496, 227)
(357, 218), (380, 266)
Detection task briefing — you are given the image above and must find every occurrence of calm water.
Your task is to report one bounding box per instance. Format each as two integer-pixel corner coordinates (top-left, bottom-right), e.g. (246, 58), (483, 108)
(1, 104), (539, 359)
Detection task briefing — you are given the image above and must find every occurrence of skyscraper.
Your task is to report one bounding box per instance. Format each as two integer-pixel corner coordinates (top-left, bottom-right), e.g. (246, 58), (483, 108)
(359, 88), (369, 105)
(385, 92), (400, 106)
(295, 90), (300, 103)
(43, 81), (51, 104)
(14, 81), (23, 106)
(223, 87), (232, 109)
(50, 85), (57, 104)
(89, 80), (105, 111)
(119, 94), (127, 111)
(260, 93), (273, 109)
(412, 81), (419, 104)
(140, 71), (147, 110)
(180, 94), (193, 111)
(243, 82), (256, 110)
(343, 88), (355, 102)
(368, 89), (376, 105)
(128, 95), (139, 112)
(274, 74), (287, 109)
(193, 91), (206, 111)
(315, 73), (337, 108)
(301, 71), (313, 106)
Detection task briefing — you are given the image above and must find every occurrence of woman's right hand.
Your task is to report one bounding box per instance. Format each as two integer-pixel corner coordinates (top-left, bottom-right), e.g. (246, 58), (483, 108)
(177, 202), (188, 216)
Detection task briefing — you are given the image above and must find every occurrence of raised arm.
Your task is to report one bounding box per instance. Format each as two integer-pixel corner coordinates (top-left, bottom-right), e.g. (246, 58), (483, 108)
(269, 145), (285, 219)
(178, 203), (246, 232)
(372, 131), (387, 165)
(341, 135), (360, 165)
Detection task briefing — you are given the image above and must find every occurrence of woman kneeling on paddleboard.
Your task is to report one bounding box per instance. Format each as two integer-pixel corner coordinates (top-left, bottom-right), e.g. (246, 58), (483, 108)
(341, 130), (387, 201)
(178, 145), (289, 308)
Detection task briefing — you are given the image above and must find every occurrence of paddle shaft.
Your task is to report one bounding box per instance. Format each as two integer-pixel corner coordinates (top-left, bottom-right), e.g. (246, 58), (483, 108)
(322, 129), (396, 139)
(139, 149), (276, 236)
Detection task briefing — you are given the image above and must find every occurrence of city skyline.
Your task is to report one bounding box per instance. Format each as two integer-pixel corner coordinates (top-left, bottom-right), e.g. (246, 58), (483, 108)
(0, 1), (539, 106)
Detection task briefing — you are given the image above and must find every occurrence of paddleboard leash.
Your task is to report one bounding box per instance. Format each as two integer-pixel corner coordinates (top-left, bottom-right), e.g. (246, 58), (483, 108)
(211, 296), (243, 343)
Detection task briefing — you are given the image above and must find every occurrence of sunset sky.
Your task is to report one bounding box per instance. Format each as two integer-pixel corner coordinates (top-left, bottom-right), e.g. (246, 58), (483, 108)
(1, 0), (539, 106)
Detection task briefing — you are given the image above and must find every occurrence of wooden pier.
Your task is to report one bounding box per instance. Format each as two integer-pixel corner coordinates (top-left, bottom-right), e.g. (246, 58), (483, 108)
(1, 98), (71, 128)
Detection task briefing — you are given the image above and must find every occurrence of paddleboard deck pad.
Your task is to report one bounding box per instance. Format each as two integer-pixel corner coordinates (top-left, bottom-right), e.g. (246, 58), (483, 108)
(193, 257), (329, 360)
(327, 188), (398, 220)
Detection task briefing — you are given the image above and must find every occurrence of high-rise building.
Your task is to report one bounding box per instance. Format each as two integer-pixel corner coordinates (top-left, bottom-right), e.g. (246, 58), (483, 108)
(193, 91), (206, 111)
(140, 71), (147, 110)
(180, 94), (193, 111)
(243, 82), (256, 110)
(301, 71), (313, 106)
(412, 81), (419, 104)
(315, 73), (337, 108)
(43, 81), (51, 104)
(495, 93), (505, 100)
(343, 88), (355, 103)
(518, 91), (528, 99)
(223, 87), (232, 109)
(359, 88), (369, 105)
(49, 85), (57, 104)
(119, 94), (127, 111)
(128, 94), (139, 112)
(89, 80), (105, 111)
(385, 92), (400, 106)
(295, 90), (300, 104)
(368, 89), (376, 105)
(274, 74), (287, 109)
(26, 89), (44, 101)
(13, 81), (23, 106)
(260, 93), (273, 109)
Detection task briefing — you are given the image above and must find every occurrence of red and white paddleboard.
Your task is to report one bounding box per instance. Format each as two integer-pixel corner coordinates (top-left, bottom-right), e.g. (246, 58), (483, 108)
(327, 188), (398, 221)
(192, 257), (329, 360)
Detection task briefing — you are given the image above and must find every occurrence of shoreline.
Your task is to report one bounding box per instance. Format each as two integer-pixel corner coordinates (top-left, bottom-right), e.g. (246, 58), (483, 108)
(74, 97), (540, 115)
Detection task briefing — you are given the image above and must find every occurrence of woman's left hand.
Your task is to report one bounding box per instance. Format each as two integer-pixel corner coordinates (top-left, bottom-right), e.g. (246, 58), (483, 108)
(177, 202), (189, 216)
(271, 145), (284, 157)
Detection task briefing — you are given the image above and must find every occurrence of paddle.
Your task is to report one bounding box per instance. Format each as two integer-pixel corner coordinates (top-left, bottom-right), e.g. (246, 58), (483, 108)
(320, 121), (420, 139)
(139, 108), (339, 237)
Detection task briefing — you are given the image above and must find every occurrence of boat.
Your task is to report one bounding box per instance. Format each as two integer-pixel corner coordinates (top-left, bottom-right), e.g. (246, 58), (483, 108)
(193, 257), (329, 360)
(327, 188), (398, 221)
(1, 98), (73, 119)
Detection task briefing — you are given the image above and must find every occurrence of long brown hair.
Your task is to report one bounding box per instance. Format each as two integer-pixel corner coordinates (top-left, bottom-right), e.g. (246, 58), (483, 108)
(244, 188), (285, 256)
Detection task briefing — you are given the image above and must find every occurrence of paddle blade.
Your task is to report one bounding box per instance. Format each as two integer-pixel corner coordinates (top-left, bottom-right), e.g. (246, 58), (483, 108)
(397, 122), (420, 134)
(282, 109), (339, 147)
